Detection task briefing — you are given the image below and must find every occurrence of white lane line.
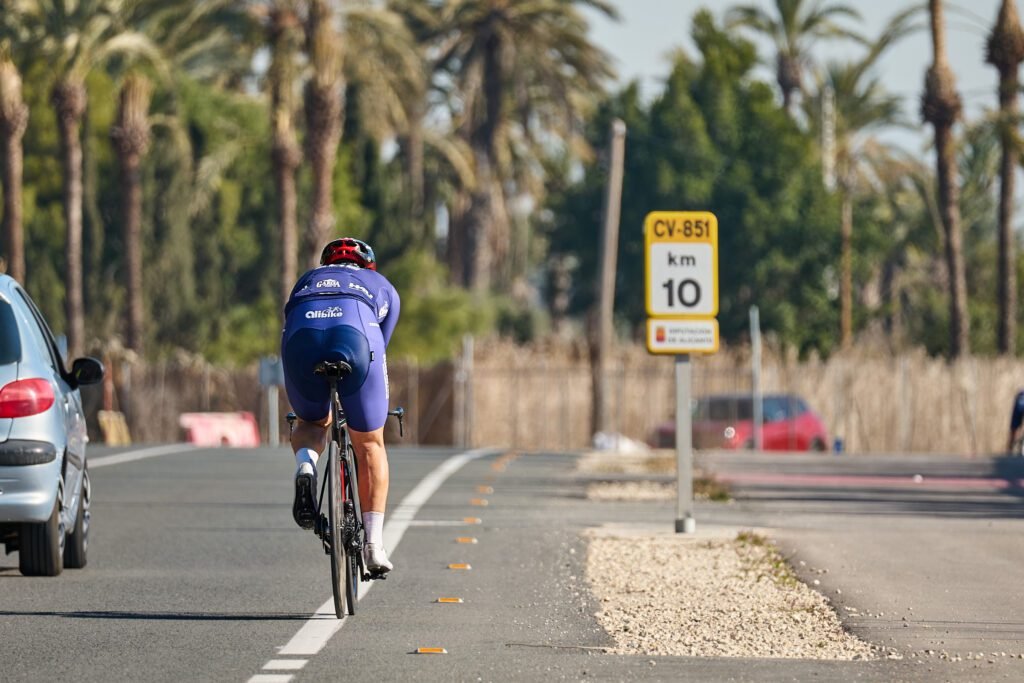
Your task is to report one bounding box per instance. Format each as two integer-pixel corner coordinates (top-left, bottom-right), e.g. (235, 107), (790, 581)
(266, 447), (496, 665)
(89, 444), (195, 469)
(249, 676), (293, 683)
(263, 660), (307, 671)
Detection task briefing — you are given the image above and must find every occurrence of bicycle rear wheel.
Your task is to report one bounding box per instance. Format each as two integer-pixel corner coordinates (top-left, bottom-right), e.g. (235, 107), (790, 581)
(327, 440), (346, 619)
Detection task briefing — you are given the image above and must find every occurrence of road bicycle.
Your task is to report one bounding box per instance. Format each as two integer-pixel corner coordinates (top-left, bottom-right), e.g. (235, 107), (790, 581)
(287, 360), (405, 618)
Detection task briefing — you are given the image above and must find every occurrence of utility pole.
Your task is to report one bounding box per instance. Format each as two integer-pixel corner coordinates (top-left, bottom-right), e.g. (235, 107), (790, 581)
(591, 119), (627, 440)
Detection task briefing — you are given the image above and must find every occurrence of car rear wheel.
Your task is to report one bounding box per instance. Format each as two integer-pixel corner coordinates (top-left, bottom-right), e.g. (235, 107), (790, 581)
(810, 438), (827, 452)
(19, 497), (65, 576)
(64, 468), (90, 569)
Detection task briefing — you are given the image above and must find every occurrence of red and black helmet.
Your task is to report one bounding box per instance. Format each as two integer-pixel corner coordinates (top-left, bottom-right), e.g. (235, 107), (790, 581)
(319, 237), (377, 270)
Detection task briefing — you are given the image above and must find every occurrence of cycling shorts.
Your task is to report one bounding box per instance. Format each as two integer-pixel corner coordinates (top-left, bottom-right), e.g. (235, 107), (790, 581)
(1011, 391), (1024, 432)
(281, 296), (389, 432)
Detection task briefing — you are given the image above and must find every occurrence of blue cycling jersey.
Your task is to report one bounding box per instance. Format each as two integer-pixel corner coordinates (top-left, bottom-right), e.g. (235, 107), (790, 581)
(281, 264), (401, 431)
(285, 264), (400, 346)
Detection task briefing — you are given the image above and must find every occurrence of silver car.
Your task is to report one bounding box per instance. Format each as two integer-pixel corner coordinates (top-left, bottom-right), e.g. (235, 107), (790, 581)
(0, 276), (103, 576)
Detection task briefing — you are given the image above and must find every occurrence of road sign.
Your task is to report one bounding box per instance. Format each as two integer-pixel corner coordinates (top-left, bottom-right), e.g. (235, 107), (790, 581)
(645, 211), (718, 318)
(646, 319), (719, 355)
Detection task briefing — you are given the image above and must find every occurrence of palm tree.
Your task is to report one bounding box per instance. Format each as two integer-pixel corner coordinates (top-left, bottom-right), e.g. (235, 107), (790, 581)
(0, 55), (27, 284)
(806, 9), (916, 347)
(986, 0), (1024, 355)
(302, 1), (423, 266)
(267, 2), (303, 308)
(303, 0), (343, 266)
(110, 73), (152, 354)
(922, 0), (969, 357)
(727, 0), (863, 113)
(435, 0), (616, 291)
(9, 0), (162, 358)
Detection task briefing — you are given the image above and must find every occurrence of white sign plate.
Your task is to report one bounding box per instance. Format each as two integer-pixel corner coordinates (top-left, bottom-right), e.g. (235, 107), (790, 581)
(645, 212), (718, 318)
(646, 318), (719, 355)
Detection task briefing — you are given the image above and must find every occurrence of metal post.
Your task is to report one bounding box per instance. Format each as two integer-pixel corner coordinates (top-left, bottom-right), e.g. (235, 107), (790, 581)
(750, 306), (763, 450)
(462, 335), (474, 448)
(675, 354), (695, 533)
(591, 119), (627, 439)
(268, 384), (280, 445)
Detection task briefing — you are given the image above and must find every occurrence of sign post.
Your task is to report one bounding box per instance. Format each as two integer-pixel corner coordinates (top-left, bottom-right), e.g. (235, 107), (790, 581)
(259, 355), (286, 445)
(644, 211), (719, 534)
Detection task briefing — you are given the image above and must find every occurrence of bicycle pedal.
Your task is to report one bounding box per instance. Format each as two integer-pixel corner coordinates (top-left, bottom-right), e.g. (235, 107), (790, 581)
(363, 571), (387, 581)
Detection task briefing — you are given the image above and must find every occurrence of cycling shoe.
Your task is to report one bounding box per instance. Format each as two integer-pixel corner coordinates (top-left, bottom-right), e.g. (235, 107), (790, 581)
(362, 543), (393, 575)
(292, 464), (318, 530)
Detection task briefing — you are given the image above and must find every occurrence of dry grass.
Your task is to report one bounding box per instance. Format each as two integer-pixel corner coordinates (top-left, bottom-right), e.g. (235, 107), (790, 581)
(96, 338), (1024, 454)
(469, 340), (1022, 455)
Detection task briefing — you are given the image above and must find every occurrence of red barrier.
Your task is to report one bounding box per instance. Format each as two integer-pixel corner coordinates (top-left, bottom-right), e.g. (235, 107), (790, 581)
(179, 412), (261, 447)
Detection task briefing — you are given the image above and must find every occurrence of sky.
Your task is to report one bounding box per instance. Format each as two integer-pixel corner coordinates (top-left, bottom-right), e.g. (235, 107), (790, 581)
(586, 0), (1009, 153)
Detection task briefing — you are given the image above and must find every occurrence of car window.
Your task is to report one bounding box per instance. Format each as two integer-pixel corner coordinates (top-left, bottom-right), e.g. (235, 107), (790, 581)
(0, 300), (22, 365)
(763, 397), (789, 423)
(703, 397), (753, 421)
(14, 289), (64, 373)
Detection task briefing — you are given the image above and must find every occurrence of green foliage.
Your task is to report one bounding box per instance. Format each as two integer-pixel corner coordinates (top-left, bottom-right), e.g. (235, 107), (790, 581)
(383, 250), (489, 362)
(545, 11), (841, 355)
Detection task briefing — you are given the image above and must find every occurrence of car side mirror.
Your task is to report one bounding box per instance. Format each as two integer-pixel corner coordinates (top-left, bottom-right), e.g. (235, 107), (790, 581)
(71, 357), (104, 387)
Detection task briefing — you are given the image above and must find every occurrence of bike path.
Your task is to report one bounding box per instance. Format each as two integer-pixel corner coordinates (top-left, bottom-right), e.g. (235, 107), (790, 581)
(291, 452), (919, 682)
(0, 444), (463, 682)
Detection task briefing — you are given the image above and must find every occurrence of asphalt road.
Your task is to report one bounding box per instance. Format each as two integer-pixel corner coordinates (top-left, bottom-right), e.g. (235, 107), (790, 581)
(3, 444), (1023, 681)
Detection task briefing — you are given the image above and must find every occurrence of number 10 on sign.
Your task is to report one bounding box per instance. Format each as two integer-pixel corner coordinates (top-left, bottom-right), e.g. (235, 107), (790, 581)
(645, 212), (718, 318)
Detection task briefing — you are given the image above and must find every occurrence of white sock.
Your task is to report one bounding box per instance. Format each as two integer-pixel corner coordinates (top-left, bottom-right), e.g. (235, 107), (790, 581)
(295, 447), (319, 473)
(363, 511), (384, 545)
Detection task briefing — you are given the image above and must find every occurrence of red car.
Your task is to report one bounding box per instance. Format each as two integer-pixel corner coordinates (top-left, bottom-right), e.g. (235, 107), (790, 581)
(652, 394), (829, 452)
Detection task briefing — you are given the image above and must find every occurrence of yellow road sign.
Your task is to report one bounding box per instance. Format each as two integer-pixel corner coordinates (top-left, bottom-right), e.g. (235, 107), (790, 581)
(644, 211), (719, 318)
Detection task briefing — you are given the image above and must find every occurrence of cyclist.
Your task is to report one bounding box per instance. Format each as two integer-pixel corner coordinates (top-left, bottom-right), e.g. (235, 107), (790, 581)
(281, 237), (400, 575)
(1008, 390), (1024, 456)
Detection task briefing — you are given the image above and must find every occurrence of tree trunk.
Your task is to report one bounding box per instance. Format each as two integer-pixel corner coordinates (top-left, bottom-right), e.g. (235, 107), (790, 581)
(840, 183), (853, 348)
(0, 60), (27, 284)
(996, 80), (1018, 355)
(935, 123), (970, 357)
(447, 191), (469, 286)
(401, 105), (426, 247)
(111, 74), (151, 355)
(987, 0), (1024, 354)
(922, 0), (970, 358)
(461, 27), (508, 292)
(303, 0), (344, 267)
(52, 79), (87, 360)
(270, 3), (302, 309)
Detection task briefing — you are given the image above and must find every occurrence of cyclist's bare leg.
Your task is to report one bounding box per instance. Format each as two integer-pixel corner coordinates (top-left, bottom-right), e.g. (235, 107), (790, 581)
(291, 414), (331, 456)
(349, 426), (389, 513)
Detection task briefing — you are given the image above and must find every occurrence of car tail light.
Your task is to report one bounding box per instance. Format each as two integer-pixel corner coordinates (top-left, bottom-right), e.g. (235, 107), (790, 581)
(0, 378), (55, 418)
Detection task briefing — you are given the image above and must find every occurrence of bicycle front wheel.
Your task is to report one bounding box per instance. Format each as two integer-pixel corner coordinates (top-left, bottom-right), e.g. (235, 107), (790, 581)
(327, 440), (345, 619)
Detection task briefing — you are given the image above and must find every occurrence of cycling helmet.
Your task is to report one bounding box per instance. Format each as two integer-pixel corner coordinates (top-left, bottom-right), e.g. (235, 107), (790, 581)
(320, 237), (377, 270)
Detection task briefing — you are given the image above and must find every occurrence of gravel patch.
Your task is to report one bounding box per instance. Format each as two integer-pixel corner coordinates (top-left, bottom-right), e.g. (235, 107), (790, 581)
(586, 529), (877, 660)
(587, 481), (675, 502)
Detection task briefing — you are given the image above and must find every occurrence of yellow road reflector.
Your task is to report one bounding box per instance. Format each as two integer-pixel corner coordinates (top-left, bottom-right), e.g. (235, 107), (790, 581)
(469, 498), (489, 507)
(416, 647), (448, 654)
(448, 563), (472, 570)
(436, 597), (463, 604)
(476, 486), (494, 494)
(456, 537), (478, 544)
(462, 517), (482, 524)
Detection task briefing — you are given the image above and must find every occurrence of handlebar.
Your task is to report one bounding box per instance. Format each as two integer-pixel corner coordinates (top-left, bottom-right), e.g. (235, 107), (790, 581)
(388, 407), (406, 438)
(287, 408), (406, 438)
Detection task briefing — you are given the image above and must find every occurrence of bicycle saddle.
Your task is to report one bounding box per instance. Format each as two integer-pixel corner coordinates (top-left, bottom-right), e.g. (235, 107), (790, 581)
(314, 360), (353, 379)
